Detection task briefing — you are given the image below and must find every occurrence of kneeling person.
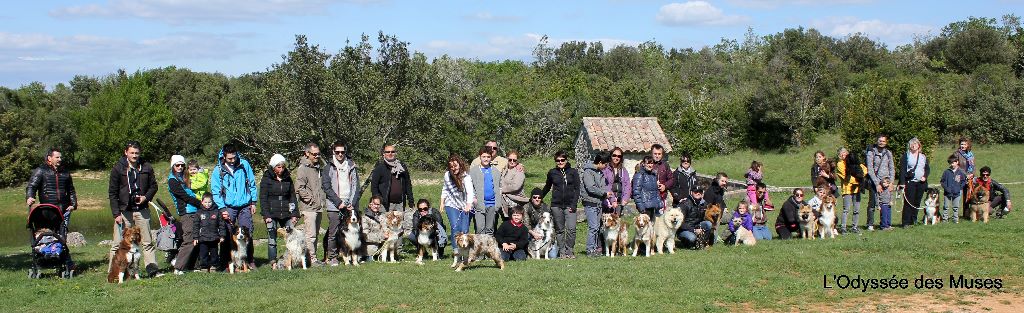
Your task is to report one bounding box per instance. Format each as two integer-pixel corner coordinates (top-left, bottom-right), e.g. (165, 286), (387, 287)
(495, 207), (529, 261)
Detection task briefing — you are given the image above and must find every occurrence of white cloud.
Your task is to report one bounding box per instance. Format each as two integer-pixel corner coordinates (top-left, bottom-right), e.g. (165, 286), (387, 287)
(50, 0), (380, 25)
(813, 17), (934, 46)
(0, 31), (243, 60)
(656, 1), (749, 27)
(418, 33), (641, 60)
(728, 0), (873, 9)
(463, 12), (523, 23)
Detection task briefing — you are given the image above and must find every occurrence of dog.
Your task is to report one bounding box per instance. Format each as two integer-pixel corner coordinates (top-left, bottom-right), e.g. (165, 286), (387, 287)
(381, 211), (404, 263)
(730, 217), (756, 246)
(340, 211), (363, 266)
(277, 227), (307, 270)
(817, 196), (837, 239)
(601, 213), (628, 257)
(654, 208), (685, 254)
(923, 188), (940, 225)
(632, 215), (654, 257)
(970, 185), (991, 223)
(228, 226), (251, 274)
(695, 204), (723, 250)
(798, 205), (817, 240)
(528, 212), (554, 259)
(107, 226), (142, 283)
(451, 232), (505, 272)
(415, 215), (440, 265)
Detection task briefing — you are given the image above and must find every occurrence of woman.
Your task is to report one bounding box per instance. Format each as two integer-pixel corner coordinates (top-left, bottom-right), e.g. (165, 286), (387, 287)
(500, 150), (529, 220)
(580, 153), (610, 257)
(774, 188), (806, 240)
(541, 151), (581, 259)
(632, 156), (662, 222)
(835, 148), (866, 234)
(409, 199), (448, 252)
(603, 147), (632, 215)
(168, 155), (203, 274)
(259, 154), (298, 269)
(955, 138), (975, 220)
(900, 137), (930, 227)
(441, 154), (474, 254)
(811, 150), (836, 197)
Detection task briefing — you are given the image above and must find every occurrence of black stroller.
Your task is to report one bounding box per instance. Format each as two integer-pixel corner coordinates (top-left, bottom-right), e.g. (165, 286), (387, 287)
(27, 203), (74, 279)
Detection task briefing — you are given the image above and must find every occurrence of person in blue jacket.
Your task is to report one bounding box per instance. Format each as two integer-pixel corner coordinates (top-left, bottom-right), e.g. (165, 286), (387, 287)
(210, 144), (258, 269)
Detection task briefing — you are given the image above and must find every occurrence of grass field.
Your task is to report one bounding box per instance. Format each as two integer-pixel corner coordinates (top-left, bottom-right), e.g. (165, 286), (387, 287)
(1, 134), (1022, 312)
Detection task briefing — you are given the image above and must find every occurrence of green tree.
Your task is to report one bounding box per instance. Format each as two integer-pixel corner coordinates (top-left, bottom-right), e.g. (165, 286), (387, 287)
(75, 71), (173, 168)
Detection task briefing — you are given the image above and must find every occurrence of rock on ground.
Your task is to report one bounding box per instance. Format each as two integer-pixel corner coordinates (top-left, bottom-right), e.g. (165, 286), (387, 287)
(66, 232), (87, 247)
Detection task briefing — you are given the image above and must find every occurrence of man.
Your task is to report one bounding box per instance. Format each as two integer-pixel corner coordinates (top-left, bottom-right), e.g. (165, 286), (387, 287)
(678, 187), (712, 249)
(650, 144), (676, 207)
(469, 146), (503, 235)
(975, 166), (1013, 218)
(704, 172), (729, 209)
(27, 148), (78, 268)
(524, 188), (557, 259)
(865, 135), (895, 231)
(321, 142), (360, 266)
(293, 143), (326, 265)
(579, 153), (611, 256)
(471, 140), (508, 174)
(210, 143), (258, 269)
(370, 144), (414, 213)
(107, 141), (159, 277)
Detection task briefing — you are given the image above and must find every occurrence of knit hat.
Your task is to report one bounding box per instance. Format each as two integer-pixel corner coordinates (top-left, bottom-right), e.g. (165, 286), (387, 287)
(269, 154), (287, 167)
(531, 187), (544, 197)
(170, 155), (186, 166)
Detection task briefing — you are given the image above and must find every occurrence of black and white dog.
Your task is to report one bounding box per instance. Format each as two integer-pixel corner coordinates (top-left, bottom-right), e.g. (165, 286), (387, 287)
(415, 216), (441, 265)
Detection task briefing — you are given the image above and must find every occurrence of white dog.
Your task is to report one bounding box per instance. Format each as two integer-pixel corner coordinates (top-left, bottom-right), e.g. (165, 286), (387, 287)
(278, 227), (308, 270)
(528, 212), (554, 259)
(654, 208), (685, 254)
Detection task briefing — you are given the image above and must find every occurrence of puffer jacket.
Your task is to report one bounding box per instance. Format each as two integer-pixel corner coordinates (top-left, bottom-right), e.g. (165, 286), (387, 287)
(195, 205), (227, 242)
(190, 168), (210, 199)
(210, 149), (257, 210)
(26, 162), (77, 210)
(259, 168), (298, 220)
(295, 157), (326, 213)
(322, 157), (360, 212)
(362, 209), (386, 244)
(579, 164), (608, 207)
(167, 170), (202, 215)
(541, 164), (580, 208)
(109, 156), (158, 217)
(632, 167), (662, 210)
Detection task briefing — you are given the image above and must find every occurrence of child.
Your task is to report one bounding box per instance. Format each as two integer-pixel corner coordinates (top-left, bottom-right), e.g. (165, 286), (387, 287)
(939, 154), (967, 223)
(727, 200), (755, 244)
(187, 160), (211, 200)
(745, 161), (764, 204)
(806, 186), (827, 212)
(194, 193), (226, 272)
(878, 178), (894, 230)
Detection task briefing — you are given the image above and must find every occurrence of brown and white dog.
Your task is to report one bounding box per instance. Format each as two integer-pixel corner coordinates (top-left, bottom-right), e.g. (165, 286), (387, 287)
(340, 211), (363, 266)
(923, 188), (940, 225)
(381, 211), (404, 263)
(451, 232), (505, 272)
(602, 213), (628, 257)
(654, 208), (685, 254)
(798, 205), (817, 240)
(969, 185), (991, 223)
(631, 215), (654, 257)
(730, 217), (756, 246)
(528, 212), (554, 259)
(107, 226), (142, 283)
(817, 196), (837, 239)
(695, 204), (723, 250)
(277, 227), (307, 270)
(228, 226), (251, 274)
(415, 215), (440, 265)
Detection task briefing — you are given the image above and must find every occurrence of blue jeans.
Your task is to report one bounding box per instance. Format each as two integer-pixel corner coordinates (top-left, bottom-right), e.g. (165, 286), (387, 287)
(677, 221), (712, 247)
(752, 225), (772, 240)
(445, 206), (472, 252)
(584, 205), (602, 254)
(501, 249), (527, 261)
(880, 204), (892, 228)
(942, 194), (961, 222)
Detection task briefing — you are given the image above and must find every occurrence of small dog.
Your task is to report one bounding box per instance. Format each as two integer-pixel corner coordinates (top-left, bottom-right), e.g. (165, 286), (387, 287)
(601, 213), (628, 257)
(730, 217), (756, 246)
(451, 232), (505, 272)
(228, 226), (251, 274)
(632, 215), (654, 257)
(381, 211), (404, 263)
(695, 204), (723, 250)
(654, 208), (685, 254)
(817, 196), (837, 239)
(798, 205), (817, 240)
(108, 226), (142, 283)
(277, 227), (307, 270)
(970, 186), (991, 223)
(528, 212), (554, 259)
(340, 212), (363, 266)
(923, 188), (940, 225)
(415, 216), (440, 265)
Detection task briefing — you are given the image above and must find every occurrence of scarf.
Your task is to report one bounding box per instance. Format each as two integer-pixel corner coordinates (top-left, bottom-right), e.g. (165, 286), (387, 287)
(384, 157), (405, 175)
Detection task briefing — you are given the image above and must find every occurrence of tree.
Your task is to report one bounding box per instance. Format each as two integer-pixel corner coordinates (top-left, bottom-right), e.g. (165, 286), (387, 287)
(75, 71), (172, 168)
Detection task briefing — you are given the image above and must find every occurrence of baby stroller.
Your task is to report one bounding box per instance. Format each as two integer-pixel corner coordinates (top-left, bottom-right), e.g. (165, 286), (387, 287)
(27, 203), (74, 279)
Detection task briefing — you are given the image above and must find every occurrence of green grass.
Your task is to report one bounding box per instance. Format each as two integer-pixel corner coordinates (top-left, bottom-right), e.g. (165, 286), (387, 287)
(2, 134), (1022, 311)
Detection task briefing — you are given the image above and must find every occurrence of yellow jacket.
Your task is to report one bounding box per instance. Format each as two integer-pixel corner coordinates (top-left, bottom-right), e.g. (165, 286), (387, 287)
(835, 160), (867, 195)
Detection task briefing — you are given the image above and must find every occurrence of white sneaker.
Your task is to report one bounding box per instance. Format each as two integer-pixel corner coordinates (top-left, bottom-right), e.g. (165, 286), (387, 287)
(867, 226), (874, 231)
(173, 270), (185, 275)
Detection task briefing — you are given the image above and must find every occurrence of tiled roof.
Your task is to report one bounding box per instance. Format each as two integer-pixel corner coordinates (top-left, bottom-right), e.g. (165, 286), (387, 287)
(580, 117), (672, 153)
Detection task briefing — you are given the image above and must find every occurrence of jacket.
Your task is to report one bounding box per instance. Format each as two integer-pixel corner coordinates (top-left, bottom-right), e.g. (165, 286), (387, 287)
(940, 168), (967, 198)
(955, 150), (975, 175)
(810, 163), (836, 190)
(972, 178), (1012, 200)
(541, 165), (580, 208)
(322, 157), (361, 212)
(190, 169), (210, 199)
(603, 165), (632, 206)
(210, 149), (257, 210)
(670, 166), (696, 206)
(653, 159), (676, 197)
(195, 205), (227, 242)
(729, 211), (753, 232)
(775, 196), (802, 229)
(26, 162), (77, 210)
(294, 157), (326, 213)
(370, 159), (414, 207)
(523, 201), (551, 228)
(362, 209), (386, 244)
(259, 168), (298, 220)
(494, 219), (529, 250)
(469, 163), (503, 211)
(579, 164), (608, 207)
(632, 167), (662, 210)
(680, 197), (707, 231)
(108, 157), (158, 217)
(836, 159), (868, 195)
(704, 184), (727, 209)
(167, 171), (202, 215)
(866, 146), (895, 185)
(899, 152), (931, 185)
(500, 167), (529, 214)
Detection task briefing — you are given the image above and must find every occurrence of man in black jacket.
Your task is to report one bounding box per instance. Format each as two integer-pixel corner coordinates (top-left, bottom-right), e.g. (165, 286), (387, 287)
(704, 172), (729, 209)
(677, 187), (711, 248)
(107, 141), (160, 277)
(26, 148), (78, 267)
(369, 144), (414, 213)
(541, 151), (580, 259)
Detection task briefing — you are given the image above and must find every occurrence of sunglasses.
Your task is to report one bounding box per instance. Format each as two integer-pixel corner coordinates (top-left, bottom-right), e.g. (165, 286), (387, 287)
(555, 159), (567, 162)
(508, 158), (518, 162)
(307, 152), (320, 157)
(335, 150), (346, 155)
(681, 159), (691, 163)
(611, 154), (622, 158)
(532, 196), (542, 199)
(383, 150), (397, 154)
(796, 194), (804, 197)
(982, 173), (991, 177)
(418, 207), (429, 211)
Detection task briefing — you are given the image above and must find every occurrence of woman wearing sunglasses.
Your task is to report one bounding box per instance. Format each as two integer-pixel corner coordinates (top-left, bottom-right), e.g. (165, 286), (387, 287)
(541, 151), (580, 259)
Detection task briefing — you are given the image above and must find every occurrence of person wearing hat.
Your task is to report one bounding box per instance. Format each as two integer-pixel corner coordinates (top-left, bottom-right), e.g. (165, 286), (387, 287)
(523, 187), (556, 259)
(168, 155), (204, 274)
(260, 153), (298, 269)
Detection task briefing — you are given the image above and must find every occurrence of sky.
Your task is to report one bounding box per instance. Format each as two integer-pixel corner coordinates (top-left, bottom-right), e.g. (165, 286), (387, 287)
(2, 0), (1022, 88)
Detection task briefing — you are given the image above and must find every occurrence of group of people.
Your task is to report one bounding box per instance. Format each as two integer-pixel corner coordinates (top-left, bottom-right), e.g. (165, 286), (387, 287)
(23, 135), (1014, 278)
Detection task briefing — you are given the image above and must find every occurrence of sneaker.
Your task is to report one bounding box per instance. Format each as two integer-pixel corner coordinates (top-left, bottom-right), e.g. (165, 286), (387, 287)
(849, 227), (861, 234)
(328, 259), (340, 267)
(867, 226), (874, 231)
(173, 270), (185, 276)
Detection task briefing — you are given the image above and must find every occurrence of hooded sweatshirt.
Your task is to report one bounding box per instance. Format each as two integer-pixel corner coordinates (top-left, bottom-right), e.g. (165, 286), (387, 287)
(210, 149), (257, 210)
(579, 163), (608, 207)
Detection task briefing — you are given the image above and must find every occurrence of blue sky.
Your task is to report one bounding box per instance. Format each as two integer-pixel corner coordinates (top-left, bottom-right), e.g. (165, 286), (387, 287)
(2, 0), (1021, 88)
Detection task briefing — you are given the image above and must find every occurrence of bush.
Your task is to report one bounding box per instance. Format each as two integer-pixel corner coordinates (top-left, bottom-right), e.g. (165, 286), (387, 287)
(75, 71), (172, 168)
(840, 76), (939, 157)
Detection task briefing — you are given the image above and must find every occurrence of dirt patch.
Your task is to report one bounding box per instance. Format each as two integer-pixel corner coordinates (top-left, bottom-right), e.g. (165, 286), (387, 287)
(411, 178), (440, 186)
(803, 290), (1023, 313)
(71, 170), (106, 180)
